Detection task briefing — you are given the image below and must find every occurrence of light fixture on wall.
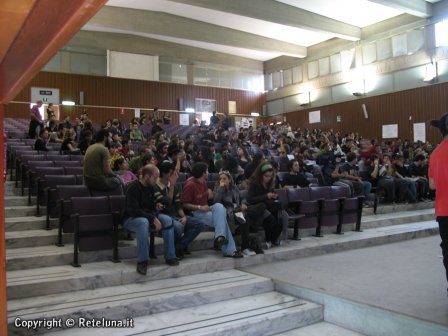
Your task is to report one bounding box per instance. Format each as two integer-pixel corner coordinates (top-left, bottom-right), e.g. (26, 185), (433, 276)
(299, 91), (310, 107)
(61, 100), (75, 106)
(351, 79), (365, 97)
(352, 92), (365, 97)
(423, 62), (437, 82)
(250, 112), (260, 117)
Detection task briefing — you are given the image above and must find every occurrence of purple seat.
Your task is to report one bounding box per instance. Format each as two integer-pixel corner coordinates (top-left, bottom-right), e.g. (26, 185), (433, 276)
(33, 167), (65, 214)
(89, 184), (124, 196)
(287, 188), (319, 239)
(26, 161), (55, 202)
(310, 186), (340, 237)
(54, 160), (82, 168)
(71, 196), (120, 267)
(277, 172), (288, 185)
(15, 153), (42, 186)
(330, 185), (363, 232)
(45, 154), (69, 162)
(64, 166), (84, 176)
(42, 175), (77, 229)
(55, 185), (90, 246)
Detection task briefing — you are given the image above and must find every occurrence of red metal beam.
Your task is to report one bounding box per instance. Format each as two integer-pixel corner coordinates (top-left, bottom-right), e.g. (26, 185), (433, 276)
(0, 0), (107, 104)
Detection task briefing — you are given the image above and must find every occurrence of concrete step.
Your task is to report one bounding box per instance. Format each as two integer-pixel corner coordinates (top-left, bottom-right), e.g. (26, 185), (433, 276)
(5, 205), (42, 218)
(274, 322), (365, 335)
(6, 220), (438, 300)
(44, 291), (323, 336)
(4, 196), (35, 207)
(363, 200), (434, 215)
(5, 230), (72, 249)
(5, 217), (56, 231)
(6, 207), (433, 271)
(8, 270), (274, 335)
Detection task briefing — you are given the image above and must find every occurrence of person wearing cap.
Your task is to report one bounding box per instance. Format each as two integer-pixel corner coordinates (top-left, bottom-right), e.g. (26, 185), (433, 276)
(429, 113), (448, 293)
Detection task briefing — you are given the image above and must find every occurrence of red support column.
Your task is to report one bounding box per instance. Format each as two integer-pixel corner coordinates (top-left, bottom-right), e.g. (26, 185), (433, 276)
(0, 104), (7, 335)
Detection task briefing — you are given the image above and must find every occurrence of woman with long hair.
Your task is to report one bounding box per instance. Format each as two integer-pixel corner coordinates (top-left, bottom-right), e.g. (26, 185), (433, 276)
(247, 162), (283, 249)
(213, 171), (256, 256)
(236, 146), (252, 170)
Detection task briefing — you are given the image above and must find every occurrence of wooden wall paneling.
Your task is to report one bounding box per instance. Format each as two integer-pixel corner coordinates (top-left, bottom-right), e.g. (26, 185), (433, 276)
(264, 82), (448, 145)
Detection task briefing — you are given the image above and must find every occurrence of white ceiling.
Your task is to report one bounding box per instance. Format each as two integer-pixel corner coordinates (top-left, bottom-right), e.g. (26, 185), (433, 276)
(81, 0), (440, 62)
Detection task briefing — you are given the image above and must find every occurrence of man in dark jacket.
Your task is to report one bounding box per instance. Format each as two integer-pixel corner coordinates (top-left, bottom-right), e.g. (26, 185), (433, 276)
(123, 164), (179, 275)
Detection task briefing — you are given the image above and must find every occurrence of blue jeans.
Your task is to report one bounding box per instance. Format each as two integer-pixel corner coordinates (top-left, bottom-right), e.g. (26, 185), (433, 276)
(192, 203), (237, 256)
(362, 181), (372, 197)
(124, 214), (176, 263)
(171, 215), (204, 250)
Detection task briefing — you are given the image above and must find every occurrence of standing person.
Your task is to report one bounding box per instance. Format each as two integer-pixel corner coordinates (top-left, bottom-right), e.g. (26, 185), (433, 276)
(28, 100), (44, 139)
(181, 162), (243, 258)
(83, 129), (121, 192)
(429, 113), (448, 293)
(46, 103), (55, 121)
(210, 111), (219, 126)
(123, 164), (179, 275)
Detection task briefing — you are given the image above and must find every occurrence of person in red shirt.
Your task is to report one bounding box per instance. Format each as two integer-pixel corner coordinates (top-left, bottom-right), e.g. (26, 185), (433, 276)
(181, 162), (243, 258)
(429, 113), (448, 293)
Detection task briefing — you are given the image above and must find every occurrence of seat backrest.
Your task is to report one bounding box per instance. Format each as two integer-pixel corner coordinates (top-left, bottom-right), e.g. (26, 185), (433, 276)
(330, 185), (351, 199)
(28, 161), (54, 172)
(45, 175), (77, 189)
(56, 185), (90, 200)
(35, 167), (65, 179)
(19, 154), (46, 164)
(109, 195), (126, 215)
(65, 166), (84, 175)
(310, 186), (331, 200)
(276, 172), (288, 184)
(54, 160), (82, 168)
(71, 196), (110, 216)
(45, 154), (69, 161)
(287, 188), (310, 202)
(274, 188), (288, 206)
(208, 173), (219, 181)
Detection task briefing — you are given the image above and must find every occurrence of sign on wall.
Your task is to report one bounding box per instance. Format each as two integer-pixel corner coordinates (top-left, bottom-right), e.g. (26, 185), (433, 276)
(31, 87), (60, 104)
(382, 124), (398, 139)
(309, 110), (321, 124)
(413, 122), (426, 143)
(179, 114), (190, 126)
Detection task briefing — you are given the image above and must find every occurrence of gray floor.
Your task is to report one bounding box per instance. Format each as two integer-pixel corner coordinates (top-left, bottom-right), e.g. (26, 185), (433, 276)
(243, 235), (448, 327)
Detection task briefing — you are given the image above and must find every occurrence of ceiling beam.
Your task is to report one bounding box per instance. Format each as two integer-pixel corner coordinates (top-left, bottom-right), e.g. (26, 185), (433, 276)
(367, 0), (432, 18)
(166, 0), (361, 41)
(89, 6), (306, 57)
(0, 0), (107, 104)
(68, 30), (263, 70)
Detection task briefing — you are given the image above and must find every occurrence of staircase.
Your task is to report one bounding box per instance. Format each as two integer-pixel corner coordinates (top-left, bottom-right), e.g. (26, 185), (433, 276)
(4, 178), (438, 335)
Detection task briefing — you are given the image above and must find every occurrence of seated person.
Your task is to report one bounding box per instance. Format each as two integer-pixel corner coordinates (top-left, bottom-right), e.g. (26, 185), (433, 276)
(408, 154), (430, 201)
(78, 130), (93, 155)
(113, 158), (137, 185)
(154, 161), (204, 259)
(34, 129), (49, 151)
(61, 129), (81, 155)
(247, 162), (284, 249)
(129, 123), (145, 142)
(181, 162), (243, 258)
(83, 129), (122, 192)
(282, 159), (310, 188)
(123, 164), (179, 275)
(333, 152), (372, 197)
(213, 170), (256, 256)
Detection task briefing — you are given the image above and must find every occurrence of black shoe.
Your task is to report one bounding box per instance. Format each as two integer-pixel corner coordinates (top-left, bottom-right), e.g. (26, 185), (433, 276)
(214, 236), (228, 250)
(175, 245), (185, 260)
(225, 250), (244, 258)
(183, 247), (191, 255)
(165, 258), (180, 266)
(136, 261), (148, 275)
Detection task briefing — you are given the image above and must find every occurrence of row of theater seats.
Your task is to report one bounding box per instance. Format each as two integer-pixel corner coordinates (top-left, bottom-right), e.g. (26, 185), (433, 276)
(8, 138), (364, 267)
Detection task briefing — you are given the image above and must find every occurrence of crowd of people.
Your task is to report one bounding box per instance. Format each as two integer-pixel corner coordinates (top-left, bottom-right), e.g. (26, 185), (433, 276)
(29, 104), (436, 275)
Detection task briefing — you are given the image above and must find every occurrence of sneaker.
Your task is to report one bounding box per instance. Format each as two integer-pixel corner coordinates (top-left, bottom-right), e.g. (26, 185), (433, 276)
(136, 261), (148, 275)
(241, 248), (256, 257)
(214, 236), (228, 250)
(264, 241), (272, 250)
(234, 212), (246, 224)
(165, 258), (180, 266)
(175, 245), (185, 260)
(225, 250), (244, 258)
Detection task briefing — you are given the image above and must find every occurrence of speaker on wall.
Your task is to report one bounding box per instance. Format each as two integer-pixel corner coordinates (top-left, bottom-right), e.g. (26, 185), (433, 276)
(177, 98), (184, 111)
(362, 104), (368, 119)
(80, 91), (85, 105)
